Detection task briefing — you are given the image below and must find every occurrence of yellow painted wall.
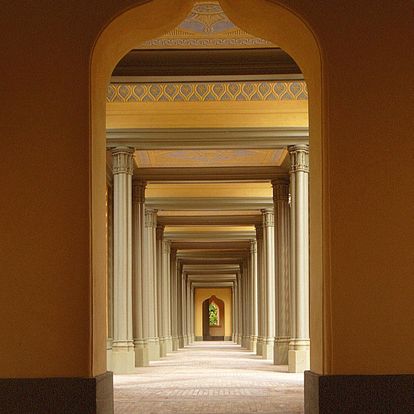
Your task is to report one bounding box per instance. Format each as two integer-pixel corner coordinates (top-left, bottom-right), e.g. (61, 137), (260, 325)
(194, 288), (232, 338)
(0, 0), (413, 379)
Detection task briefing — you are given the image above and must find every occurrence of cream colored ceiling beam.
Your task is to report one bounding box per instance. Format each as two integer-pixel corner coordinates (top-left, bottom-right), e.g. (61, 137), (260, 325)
(136, 167), (288, 182)
(191, 282), (234, 288)
(172, 241), (250, 250)
(147, 196), (273, 210)
(107, 127), (308, 149)
(165, 231), (255, 242)
(158, 214), (262, 226)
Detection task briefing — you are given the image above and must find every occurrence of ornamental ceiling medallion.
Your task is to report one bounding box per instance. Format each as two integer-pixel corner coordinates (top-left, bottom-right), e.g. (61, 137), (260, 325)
(139, 1), (275, 49)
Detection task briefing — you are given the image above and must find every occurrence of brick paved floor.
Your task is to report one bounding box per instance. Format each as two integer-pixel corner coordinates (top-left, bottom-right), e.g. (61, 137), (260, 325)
(114, 341), (304, 413)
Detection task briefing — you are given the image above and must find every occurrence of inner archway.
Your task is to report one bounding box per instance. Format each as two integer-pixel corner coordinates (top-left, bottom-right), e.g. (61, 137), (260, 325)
(92, 0), (324, 411)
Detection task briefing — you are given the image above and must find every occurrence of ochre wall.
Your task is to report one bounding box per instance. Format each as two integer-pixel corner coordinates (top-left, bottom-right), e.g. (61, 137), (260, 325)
(194, 288), (233, 338)
(0, 0), (413, 379)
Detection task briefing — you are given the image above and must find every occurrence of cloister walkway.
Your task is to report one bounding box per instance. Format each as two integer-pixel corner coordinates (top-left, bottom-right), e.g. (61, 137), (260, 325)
(114, 341), (304, 413)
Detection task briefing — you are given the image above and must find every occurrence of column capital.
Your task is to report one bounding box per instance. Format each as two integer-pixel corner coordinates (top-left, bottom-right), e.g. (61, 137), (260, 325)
(255, 223), (263, 240)
(162, 239), (171, 254)
(288, 144), (309, 173)
(132, 179), (146, 203)
(111, 146), (134, 175)
(145, 208), (157, 228)
(156, 224), (165, 240)
(272, 176), (290, 202)
(261, 209), (274, 227)
(250, 239), (257, 254)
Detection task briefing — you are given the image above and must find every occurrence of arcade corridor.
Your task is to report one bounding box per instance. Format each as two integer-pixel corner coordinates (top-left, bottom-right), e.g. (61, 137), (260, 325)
(114, 342), (303, 414)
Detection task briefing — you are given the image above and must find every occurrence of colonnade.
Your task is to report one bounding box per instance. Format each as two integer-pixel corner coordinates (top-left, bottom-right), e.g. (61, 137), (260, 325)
(107, 145), (310, 374)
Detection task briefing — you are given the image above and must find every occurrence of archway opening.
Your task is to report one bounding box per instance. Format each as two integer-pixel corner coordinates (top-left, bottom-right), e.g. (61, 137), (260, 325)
(92, 0), (324, 412)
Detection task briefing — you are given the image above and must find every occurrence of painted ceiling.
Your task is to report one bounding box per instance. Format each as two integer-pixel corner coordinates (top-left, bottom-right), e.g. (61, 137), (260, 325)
(134, 149), (286, 168)
(138, 1), (274, 49)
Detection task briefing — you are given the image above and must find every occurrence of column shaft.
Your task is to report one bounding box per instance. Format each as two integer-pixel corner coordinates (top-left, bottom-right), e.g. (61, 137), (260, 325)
(249, 240), (258, 352)
(273, 177), (291, 365)
(262, 209), (275, 360)
(132, 179), (148, 367)
(144, 208), (160, 361)
(288, 145), (310, 373)
(111, 147), (135, 373)
(255, 224), (264, 356)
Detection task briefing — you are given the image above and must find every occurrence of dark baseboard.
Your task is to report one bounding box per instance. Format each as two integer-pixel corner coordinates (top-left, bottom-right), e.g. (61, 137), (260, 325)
(305, 371), (414, 414)
(0, 372), (113, 414)
(203, 336), (224, 341)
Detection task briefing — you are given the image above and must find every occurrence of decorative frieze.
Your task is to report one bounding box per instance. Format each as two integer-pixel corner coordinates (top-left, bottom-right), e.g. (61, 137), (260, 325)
(107, 81), (308, 103)
(111, 147), (134, 175)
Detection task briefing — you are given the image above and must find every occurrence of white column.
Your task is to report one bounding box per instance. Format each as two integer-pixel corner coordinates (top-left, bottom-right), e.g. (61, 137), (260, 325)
(288, 145), (310, 373)
(273, 177), (291, 365)
(156, 224), (167, 357)
(233, 280), (239, 343)
(190, 285), (195, 342)
(132, 179), (148, 367)
(242, 259), (250, 348)
(170, 249), (179, 351)
(262, 209), (275, 360)
(177, 263), (185, 348)
(181, 272), (188, 345)
(249, 239), (258, 352)
(236, 272), (243, 344)
(186, 278), (192, 344)
(162, 240), (173, 353)
(255, 224), (264, 356)
(111, 147), (135, 373)
(144, 208), (160, 361)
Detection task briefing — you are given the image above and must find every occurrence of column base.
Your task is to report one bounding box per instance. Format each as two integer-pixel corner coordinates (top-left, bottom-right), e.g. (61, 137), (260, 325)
(256, 337), (263, 356)
(147, 338), (160, 361)
(288, 348), (310, 373)
(111, 347), (136, 374)
(134, 342), (149, 367)
(165, 336), (173, 353)
(172, 337), (179, 350)
(237, 334), (242, 345)
(178, 336), (185, 348)
(0, 372), (113, 414)
(274, 337), (290, 365)
(106, 349), (112, 372)
(159, 338), (167, 358)
(249, 336), (257, 352)
(262, 338), (275, 360)
(305, 371), (414, 414)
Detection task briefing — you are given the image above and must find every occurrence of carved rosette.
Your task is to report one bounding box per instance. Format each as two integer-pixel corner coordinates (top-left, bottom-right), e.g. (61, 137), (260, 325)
(261, 209), (274, 227)
(288, 145), (309, 173)
(272, 177), (290, 202)
(111, 147), (134, 175)
(145, 208), (157, 228)
(132, 179), (146, 203)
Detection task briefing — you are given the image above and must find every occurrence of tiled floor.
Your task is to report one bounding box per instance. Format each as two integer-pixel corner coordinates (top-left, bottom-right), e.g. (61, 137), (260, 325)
(114, 341), (304, 413)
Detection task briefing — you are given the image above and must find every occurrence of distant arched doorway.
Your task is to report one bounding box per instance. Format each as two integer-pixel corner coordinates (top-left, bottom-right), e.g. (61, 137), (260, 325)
(203, 295), (225, 341)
